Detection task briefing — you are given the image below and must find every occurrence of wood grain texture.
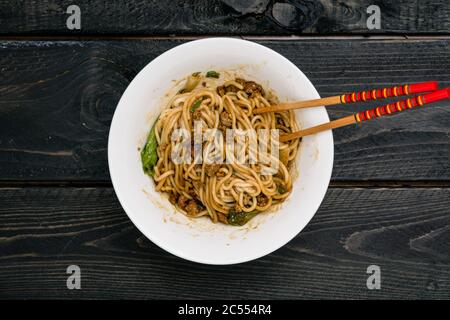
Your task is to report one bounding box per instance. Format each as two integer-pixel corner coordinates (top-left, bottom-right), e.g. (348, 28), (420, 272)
(0, 0), (449, 35)
(0, 187), (449, 299)
(0, 39), (449, 181)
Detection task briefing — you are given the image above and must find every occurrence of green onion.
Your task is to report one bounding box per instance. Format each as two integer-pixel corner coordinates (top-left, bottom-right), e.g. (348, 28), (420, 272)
(141, 118), (159, 177)
(190, 98), (203, 113)
(227, 209), (259, 226)
(206, 70), (220, 78)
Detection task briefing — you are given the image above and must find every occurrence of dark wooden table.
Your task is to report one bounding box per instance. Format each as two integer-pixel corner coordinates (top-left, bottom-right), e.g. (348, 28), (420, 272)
(1, 1), (450, 299)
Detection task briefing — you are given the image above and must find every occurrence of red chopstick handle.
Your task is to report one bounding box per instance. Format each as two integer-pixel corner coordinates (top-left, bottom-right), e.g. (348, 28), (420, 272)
(423, 88), (450, 103)
(341, 81), (438, 104)
(409, 82), (439, 94)
(355, 88), (450, 122)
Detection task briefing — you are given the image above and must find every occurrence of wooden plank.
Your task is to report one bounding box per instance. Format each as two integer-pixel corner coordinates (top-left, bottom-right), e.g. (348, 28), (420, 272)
(0, 187), (449, 299)
(0, 0), (449, 35)
(0, 39), (449, 181)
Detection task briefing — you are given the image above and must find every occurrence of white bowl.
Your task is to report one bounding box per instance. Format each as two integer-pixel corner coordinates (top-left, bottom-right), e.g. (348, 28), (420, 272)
(108, 38), (333, 265)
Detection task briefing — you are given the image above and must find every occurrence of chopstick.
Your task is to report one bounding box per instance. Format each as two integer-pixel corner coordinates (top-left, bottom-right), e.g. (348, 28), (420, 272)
(279, 88), (450, 143)
(253, 81), (438, 114)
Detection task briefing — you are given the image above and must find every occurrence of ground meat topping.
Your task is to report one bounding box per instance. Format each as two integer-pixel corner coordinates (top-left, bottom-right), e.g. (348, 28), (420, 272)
(216, 169), (226, 177)
(243, 193), (252, 205)
(187, 187), (196, 197)
(218, 124), (228, 136)
(192, 180), (202, 192)
(216, 78), (264, 98)
(193, 109), (202, 120)
(225, 85), (239, 93)
(177, 195), (189, 210)
(256, 194), (269, 207)
(185, 200), (203, 216)
(243, 81), (265, 97)
(235, 78), (246, 86)
(205, 164), (221, 177)
(216, 84), (238, 96)
(216, 86), (226, 96)
(169, 193), (178, 205)
(220, 111), (233, 127)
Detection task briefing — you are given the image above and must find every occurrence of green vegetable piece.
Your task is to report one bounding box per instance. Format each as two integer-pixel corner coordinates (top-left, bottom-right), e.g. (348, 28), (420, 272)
(141, 118), (159, 176)
(227, 209), (259, 226)
(206, 70), (220, 78)
(183, 73), (202, 92)
(277, 185), (286, 194)
(190, 99), (203, 113)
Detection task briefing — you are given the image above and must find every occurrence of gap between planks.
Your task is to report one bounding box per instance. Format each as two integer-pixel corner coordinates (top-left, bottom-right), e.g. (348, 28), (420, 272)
(0, 34), (449, 41)
(0, 181), (449, 189)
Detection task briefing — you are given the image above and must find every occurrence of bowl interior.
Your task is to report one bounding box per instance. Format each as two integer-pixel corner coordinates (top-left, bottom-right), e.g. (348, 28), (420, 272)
(108, 38), (333, 264)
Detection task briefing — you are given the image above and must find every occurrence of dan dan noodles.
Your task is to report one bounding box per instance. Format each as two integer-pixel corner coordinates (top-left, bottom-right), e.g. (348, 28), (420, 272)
(141, 71), (300, 226)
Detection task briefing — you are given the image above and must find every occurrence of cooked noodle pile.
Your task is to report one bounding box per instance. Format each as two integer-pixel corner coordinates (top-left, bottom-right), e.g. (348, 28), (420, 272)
(141, 71), (300, 225)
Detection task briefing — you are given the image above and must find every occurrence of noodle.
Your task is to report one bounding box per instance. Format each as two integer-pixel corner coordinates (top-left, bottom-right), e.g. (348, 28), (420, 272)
(141, 71), (300, 226)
